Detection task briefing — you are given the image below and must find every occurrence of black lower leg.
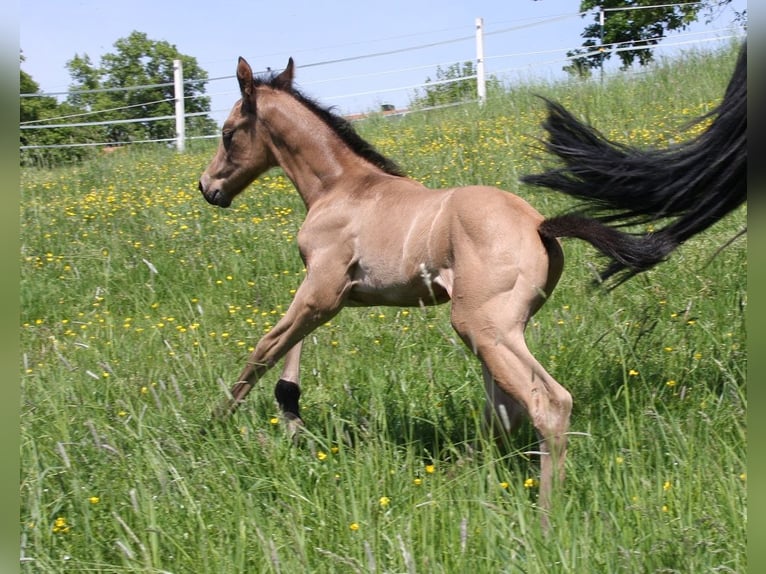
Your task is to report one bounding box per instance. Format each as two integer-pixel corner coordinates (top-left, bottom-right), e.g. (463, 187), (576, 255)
(274, 379), (302, 421)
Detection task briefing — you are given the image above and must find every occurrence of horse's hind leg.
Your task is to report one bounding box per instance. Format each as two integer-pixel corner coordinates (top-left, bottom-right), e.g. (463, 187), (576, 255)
(491, 337), (571, 516)
(452, 300), (572, 526)
(481, 362), (525, 438)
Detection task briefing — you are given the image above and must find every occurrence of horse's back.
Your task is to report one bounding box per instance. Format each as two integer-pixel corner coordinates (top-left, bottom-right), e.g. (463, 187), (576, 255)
(445, 185), (547, 251)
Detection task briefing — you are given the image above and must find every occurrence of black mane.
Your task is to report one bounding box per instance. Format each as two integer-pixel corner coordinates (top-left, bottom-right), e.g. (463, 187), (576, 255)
(255, 72), (406, 177)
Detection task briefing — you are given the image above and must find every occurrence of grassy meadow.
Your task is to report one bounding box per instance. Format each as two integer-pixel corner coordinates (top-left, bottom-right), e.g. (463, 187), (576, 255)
(19, 45), (746, 573)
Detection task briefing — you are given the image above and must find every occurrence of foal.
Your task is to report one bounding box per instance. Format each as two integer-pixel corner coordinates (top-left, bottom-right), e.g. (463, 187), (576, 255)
(200, 57), (579, 520)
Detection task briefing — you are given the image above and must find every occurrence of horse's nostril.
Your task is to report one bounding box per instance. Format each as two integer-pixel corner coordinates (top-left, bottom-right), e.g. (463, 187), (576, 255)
(198, 180), (204, 192)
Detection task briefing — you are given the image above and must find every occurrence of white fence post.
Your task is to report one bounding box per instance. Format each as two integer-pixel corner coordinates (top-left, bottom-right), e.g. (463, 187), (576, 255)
(599, 8), (605, 81)
(174, 59), (186, 152)
(475, 17), (486, 105)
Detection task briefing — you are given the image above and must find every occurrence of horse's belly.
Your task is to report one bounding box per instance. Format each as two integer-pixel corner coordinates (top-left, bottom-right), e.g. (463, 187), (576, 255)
(347, 275), (449, 307)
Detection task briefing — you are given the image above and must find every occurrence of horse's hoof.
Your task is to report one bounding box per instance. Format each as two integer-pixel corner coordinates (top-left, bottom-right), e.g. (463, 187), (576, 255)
(283, 413), (305, 442)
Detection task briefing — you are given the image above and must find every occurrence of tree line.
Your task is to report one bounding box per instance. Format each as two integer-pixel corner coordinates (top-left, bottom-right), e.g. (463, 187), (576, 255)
(21, 2), (743, 167)
(410, 0), (743, 107)
(20, 31), (217, 167)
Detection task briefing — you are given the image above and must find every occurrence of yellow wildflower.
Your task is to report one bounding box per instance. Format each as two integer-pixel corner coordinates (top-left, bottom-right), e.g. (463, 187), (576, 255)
(52, 517), (70, 534)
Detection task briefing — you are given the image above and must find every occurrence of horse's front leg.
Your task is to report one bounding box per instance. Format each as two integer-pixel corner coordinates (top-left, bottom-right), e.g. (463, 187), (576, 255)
(213, 271), (350, 423)
(225, 341), (304, 420)
(215, 344), (304, 434)
(274, 342), (304, 435)
(214, 329), (305, 422)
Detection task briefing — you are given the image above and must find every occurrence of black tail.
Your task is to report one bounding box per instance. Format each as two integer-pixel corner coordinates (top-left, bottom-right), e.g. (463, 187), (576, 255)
(539, 215), (677, 287)
(527, 43), (746, 285)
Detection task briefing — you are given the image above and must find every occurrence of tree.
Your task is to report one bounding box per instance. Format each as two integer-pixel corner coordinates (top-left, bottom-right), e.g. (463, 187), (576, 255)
(65, 31), (217, 144)
(20, 59), (57, 126)
(410, 61), (502, 108)
(565, 0), (745, 75)
(20, 53), (94, 166)
(20, 33), (219, 166)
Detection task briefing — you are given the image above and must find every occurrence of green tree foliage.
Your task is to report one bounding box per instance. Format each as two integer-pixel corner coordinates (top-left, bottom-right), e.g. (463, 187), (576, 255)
(20, 54), (94, 166)
(410, 61), (502, 108)
(66, 31), (217, 142)
(19, 32), (218, 166)
(20, 70), (55, 127)
(564, 0), (743, 75)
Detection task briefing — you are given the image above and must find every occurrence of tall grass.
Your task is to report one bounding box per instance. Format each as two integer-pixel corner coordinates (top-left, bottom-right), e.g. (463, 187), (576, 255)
(20, 45), (745, 573)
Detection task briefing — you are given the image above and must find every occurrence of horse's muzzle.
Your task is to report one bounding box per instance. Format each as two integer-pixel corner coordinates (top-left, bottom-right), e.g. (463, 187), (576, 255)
(198, 178), (232, 208)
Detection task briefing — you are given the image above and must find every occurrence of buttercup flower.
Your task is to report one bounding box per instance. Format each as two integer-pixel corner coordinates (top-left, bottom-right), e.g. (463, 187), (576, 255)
(52, 517), (70, 534)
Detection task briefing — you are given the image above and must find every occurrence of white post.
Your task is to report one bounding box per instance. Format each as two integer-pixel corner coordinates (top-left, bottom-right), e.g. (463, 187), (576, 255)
(173, 59), (185, 152)
(475, 17), (486, 105)
(599, 8), (605, 81)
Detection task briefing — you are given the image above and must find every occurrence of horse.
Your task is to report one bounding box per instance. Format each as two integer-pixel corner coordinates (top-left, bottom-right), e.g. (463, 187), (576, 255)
(522, 43), (746, 286)
(199, 56), (574, 525)
(197, 48), (743, 526)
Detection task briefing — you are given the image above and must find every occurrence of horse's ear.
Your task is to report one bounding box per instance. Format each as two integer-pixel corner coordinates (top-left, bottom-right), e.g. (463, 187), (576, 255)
(272, 57), (295, 90)
(237, 57), (255, 112)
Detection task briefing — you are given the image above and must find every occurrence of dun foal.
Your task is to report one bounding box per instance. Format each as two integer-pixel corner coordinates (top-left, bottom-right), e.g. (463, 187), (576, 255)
(199, 57), (635, 523)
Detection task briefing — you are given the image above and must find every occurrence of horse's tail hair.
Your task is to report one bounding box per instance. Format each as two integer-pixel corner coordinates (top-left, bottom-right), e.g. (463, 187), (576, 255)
(525, 42), (746, 285)
(538, 215), (677, 287)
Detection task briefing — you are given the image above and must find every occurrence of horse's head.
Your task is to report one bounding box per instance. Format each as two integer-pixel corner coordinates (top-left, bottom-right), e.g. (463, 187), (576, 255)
(198, 57), (294, 207)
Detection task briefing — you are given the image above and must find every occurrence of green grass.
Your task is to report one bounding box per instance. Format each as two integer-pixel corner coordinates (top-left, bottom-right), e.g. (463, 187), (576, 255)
(20, 45), (745, 573)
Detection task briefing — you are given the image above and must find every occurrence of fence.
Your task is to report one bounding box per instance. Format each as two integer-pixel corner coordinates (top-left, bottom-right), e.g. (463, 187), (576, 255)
(20, 6), (746, 153)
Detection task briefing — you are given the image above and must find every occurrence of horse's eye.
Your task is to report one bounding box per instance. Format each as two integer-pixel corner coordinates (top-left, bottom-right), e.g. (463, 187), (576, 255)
(221, 129), (234, 149)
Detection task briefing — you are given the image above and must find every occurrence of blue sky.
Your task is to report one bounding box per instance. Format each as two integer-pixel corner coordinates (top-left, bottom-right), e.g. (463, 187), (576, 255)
(20, 0), (746, 123)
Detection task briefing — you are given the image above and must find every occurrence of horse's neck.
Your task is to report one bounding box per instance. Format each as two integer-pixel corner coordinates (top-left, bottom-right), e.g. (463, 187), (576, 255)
(259, 92), (367, 208)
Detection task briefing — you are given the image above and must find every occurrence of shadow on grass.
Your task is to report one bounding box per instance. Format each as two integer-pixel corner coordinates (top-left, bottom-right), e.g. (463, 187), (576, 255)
(193, 372), (544, 491)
